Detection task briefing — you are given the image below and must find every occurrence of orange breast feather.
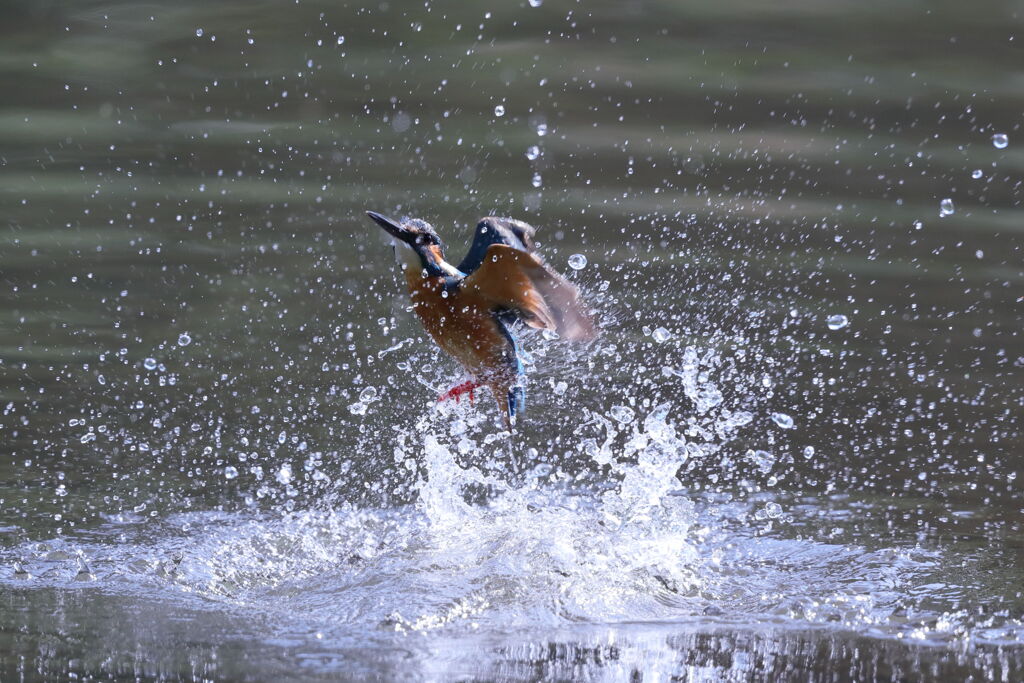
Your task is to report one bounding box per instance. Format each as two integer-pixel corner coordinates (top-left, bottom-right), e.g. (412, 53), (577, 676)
(404, 269), (513, 381)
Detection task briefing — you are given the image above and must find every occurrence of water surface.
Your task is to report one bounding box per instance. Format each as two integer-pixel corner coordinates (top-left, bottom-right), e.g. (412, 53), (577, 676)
(1, 0), (1022, 679)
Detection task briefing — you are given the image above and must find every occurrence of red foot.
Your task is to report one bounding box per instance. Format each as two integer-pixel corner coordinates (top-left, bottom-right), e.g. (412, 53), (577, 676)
(438, 380), (481, 404)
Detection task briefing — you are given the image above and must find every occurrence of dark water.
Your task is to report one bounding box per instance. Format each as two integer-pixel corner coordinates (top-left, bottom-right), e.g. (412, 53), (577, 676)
(1, 0), (1022, 680)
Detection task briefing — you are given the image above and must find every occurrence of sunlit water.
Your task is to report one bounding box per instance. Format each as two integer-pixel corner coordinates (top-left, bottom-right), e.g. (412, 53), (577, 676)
(3, 391), (1022, 679)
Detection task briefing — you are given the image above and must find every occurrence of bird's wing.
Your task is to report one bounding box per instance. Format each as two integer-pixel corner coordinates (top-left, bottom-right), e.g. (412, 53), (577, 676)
(457, 217), (537, 275)
(460, 244), (597, 341)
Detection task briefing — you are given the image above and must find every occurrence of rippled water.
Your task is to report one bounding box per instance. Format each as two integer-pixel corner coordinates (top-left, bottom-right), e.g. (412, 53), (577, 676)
(3, 399), (1022, 679)
(2, 0), (1023, 679)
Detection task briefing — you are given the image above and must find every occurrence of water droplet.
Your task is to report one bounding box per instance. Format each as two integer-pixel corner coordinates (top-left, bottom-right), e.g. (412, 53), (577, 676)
(992, 133), (1008, 149)
(610, 405), (635, 424)
(728, 411), (753, 428)
(525, 145), (540, 160)
(143, 357), (158, 371)
(535, 123), (548, 136)
(746, 449), (775, 474)
(177, 333), (192, 347)
(939, 198), (954, 217)
(528, 463), (552, 478)
(336, 36), (345, 45)
(391, 111), (411, 133)
(195, 28), (204, 37)
(642, 402), (673, 441)
(531, 172), (542, 188)
(74, 556), (96, 582)
(971, 169), (983, 179)
(652, 327), (671, 343)
(765, 502), (783, 518)
(552, 381), (568, 396)
(493, 104), (505, 117)
(567, 253), (587, 270)
(276, 464), (293, 485)
(224, 466), (238, 480)
(529, 0), (543, 6)
(827, 314), (849, 330)
(802, 446), (815, 459)
(348, 402), (368, 415)
(359, 386), (378, 402)
(771, 412), (795, 429)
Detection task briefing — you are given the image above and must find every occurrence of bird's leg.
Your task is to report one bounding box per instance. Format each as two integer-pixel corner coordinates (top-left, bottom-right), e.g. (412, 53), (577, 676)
(438, 379), (481, 404)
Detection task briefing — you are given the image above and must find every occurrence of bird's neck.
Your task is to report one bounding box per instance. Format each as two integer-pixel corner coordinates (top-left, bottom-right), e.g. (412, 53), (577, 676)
(399, 243), (461, 278)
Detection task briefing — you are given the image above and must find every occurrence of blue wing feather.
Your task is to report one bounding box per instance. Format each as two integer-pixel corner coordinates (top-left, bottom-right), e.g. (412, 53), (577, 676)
(457, 217), (537, 275)
(460, 217), (540, 329)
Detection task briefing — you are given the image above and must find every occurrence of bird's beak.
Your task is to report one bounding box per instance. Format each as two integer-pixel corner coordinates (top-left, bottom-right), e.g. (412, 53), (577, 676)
(366, 211), (415, 246)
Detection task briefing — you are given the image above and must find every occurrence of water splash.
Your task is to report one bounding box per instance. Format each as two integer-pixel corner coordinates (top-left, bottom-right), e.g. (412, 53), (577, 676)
(3, 324), (1021, 669)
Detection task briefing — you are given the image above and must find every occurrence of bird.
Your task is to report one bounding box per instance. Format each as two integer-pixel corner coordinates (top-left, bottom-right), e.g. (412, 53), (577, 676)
(366, 211), (596, 428)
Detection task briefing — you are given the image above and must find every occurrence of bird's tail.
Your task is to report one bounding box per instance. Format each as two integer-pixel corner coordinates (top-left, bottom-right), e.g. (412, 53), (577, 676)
(507, 384), (526, 426)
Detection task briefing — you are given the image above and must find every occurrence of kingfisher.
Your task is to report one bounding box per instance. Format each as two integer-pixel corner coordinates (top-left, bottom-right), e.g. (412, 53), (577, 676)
(366, 211), (596, 428)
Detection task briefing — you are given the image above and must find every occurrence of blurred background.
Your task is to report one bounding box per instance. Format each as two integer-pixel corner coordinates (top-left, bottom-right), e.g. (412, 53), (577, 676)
(0, 0), (1022, 679)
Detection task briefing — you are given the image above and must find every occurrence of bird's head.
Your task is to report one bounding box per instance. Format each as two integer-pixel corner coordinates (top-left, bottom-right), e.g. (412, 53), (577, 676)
(366, 211), (453, 277)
